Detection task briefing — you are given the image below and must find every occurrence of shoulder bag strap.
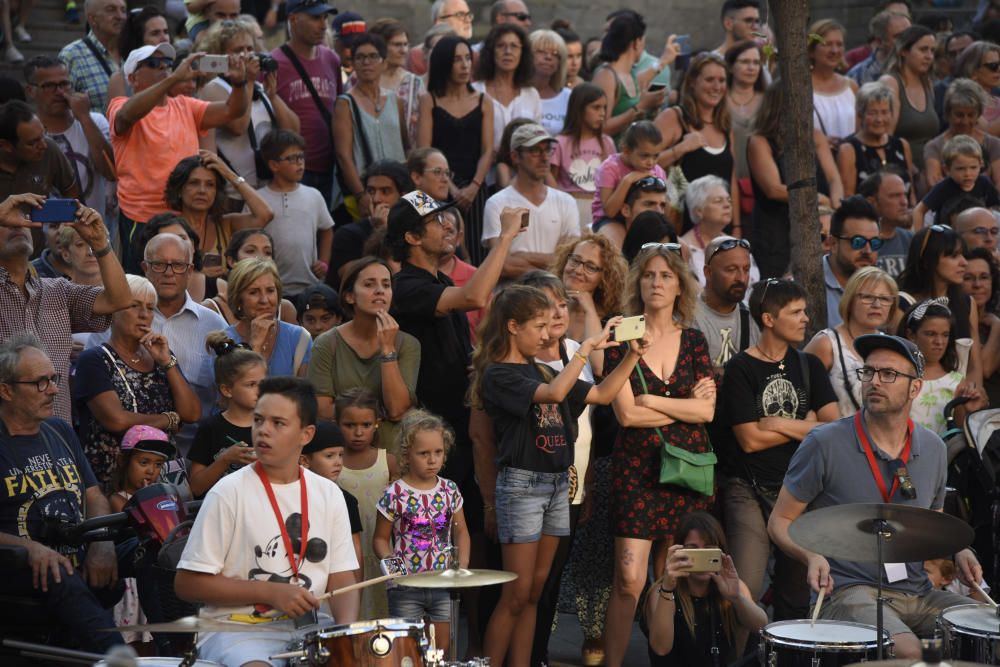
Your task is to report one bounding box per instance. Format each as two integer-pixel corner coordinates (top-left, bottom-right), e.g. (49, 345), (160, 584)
(83, 35), (113, 77)
(831, 329), (861, 411)
(343, 93), (374, 167)
(738, 304), (750, 352)
(100, 343), (138, 411)
(280, 44), (332, 129)
(634, 361), (668, 444)
(292, 326), (311, 375)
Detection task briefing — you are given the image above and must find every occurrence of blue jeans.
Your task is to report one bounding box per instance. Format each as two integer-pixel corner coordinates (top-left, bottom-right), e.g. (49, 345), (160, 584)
(495, 467), (570, 544)
(387, 585), (451, 621)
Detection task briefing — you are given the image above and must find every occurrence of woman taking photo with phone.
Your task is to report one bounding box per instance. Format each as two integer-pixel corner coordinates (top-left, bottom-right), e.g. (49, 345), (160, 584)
(645, 512), (766, 666)
(602, 243), (717, 667)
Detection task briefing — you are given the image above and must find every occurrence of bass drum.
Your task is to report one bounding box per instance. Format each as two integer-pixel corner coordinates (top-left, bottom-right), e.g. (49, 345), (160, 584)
(760, 620), (893, 666)
(939, 603), (1000, 664)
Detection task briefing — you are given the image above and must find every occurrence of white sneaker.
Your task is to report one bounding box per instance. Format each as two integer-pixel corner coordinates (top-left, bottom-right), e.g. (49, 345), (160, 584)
(5, 44), (23, 63)
(14, 25), (31, 42)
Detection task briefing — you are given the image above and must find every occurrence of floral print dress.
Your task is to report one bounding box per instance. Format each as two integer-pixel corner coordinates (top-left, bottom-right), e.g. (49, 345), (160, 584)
(604, 328), (715, 540)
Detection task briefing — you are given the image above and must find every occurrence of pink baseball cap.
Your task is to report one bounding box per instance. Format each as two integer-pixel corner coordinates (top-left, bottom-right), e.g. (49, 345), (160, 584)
(121, 425), (175, 459)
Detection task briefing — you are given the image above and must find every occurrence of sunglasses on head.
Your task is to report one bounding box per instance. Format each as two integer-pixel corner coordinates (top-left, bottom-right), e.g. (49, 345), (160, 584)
(832, 234), (884, 251)
(627, 176), (667, 199)
(918, 224), (950, 259)
(641, 242), (683, 255)
(706, 237), (751, 263)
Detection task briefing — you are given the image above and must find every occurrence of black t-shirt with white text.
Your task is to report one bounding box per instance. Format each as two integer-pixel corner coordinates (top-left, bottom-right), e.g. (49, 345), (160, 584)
(482, 362), (591, 473)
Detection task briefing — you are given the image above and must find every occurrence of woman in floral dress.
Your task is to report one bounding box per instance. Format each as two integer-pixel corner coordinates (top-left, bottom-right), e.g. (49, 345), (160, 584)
(601, 244), (717, 667)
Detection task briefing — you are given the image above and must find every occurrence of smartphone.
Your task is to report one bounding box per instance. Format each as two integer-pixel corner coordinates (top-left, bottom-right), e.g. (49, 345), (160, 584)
(675, 34), (692, 56)
(648, 82), (668, 93)
(29, 198), (77, 224)
(194, 54), (229, 73)
(678, 547), (723, 573)
(379, 556), (407, 577)
(520, 211), (530, 229)
(202, 253), (223, 269)
(612, 315), (645, 342)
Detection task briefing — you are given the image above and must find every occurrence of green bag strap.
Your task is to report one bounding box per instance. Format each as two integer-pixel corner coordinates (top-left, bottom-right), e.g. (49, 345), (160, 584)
(635, 361), (717, 465)
(634, 362), (669, 445)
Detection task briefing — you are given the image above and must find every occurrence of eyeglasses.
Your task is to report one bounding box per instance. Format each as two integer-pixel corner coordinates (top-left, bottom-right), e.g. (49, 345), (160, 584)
(706, 237), (751, 263)
(640, 242), (683, 255)
(439, 10), (473, 21)
(972, 226), (1000, 237)
(496, 41), (523, 53)
(146, 260), (192, 274)
(856, 365), (918, 384)
(31, 80), (72, 92)
(918, 224), (950, 259)
(566, 254), (602, 275)
(502, 11), (531, 21)
(139, 56), (173, 70)
(981, 60), (1000, 72)
(536, 48), (560, 59)
(519, 143), (555, 157)
(424, 167), (454, 180)
(354, 53), (383, 64)
(832, 234), (884, 251)
(6, 374), (61, 392)
(275, 152), (306, 163)
(857, 292), (895, 306)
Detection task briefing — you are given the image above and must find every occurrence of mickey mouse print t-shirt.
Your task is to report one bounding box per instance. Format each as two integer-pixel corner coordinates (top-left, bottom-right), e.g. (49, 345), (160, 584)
(483, 362), (591, 473)
(177, 464), (358, 622)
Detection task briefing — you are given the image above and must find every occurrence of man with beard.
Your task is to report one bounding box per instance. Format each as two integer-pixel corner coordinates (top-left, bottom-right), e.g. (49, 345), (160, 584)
(694, 235), (760, 376)
(824, 196), (882, 327)
(769, 334), (983, 659)
(861, 171), (912, 279)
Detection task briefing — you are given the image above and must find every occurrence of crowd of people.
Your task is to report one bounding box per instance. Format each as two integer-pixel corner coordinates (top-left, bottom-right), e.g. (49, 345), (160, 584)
(2, 0), (1000, 666)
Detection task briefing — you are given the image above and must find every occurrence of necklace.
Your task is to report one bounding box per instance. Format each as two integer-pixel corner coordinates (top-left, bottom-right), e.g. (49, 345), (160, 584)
(113, 340), (141, 365)
(728, 88), (755, 110)
(756, 344), (786, 370)
(358, 86), (383, 114)
(693, 226), (708, 250)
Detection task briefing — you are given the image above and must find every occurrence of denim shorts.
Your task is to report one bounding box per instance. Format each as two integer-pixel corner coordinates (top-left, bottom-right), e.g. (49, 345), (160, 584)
(387, 585), (451, 622)
(496, 466), (570, 544)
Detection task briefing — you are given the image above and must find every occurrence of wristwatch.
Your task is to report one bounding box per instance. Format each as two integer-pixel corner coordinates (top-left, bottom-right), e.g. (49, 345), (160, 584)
(234, 176), (247, 186)
(160, 354), (179, 371)
(380, 352), (399, 363)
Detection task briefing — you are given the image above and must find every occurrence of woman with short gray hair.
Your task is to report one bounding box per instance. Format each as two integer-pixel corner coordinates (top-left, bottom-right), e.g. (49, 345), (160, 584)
(924, 77), (1000, 188)
(954, 40), (1000, 135)
(837, 81), (914, 198)
(680, 174), (761, 287)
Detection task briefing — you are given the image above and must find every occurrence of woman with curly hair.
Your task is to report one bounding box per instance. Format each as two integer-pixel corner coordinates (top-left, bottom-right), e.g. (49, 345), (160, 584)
(550, 233), (629, 344)
(474, 24), (541, 153)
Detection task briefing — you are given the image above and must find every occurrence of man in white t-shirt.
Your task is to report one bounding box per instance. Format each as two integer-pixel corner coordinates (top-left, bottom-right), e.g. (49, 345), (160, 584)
(482, 123), (579, 279)
(176, 377), (358, 667)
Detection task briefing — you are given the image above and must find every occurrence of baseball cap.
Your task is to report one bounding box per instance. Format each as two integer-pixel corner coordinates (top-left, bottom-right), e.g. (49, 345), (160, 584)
(123, 43), (177, 77)
(302, 420), (346, 455)
(510, 122), (555, 151)
(121, 425), (175, 459)
(854, 333), (926, 378)
(296, 284), (343, 319)
(386, 190), (456, 250)
(287, 0), (337, 16)
(332, 11), (365, 38)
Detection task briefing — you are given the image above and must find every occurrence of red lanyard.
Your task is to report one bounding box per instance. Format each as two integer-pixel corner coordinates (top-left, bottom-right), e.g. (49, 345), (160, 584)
(254, 461), (308, 580)
(853, 411), (912, 503)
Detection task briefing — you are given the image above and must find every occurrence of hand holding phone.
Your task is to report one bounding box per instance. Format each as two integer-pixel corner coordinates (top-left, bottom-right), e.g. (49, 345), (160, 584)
(29, 198), (77, 224)
(676, 547), (723, 573)
(612, 315), (646, 343)
(194, 54), (229, 73)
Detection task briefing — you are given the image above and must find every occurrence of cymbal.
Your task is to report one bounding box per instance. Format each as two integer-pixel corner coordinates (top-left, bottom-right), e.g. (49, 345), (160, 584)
(104, 615), (295, 634)
(399, 568), (518, 589)
(845, 662), (987, 667)
(789, 503), (974, 563)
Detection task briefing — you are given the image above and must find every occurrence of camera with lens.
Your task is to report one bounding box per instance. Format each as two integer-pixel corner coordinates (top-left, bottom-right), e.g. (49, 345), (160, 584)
(258, 53), (279, 73)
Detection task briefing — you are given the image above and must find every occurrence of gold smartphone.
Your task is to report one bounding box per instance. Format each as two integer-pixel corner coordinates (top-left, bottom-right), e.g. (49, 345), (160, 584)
(677, 547), (723, 573)
(613, 315), (646, 342)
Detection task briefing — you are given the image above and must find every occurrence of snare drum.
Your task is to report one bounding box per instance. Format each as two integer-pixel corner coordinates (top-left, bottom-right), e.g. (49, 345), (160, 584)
(95, 659), (222, 666)
(938, 603), (1000, 664)
(760, 620), (893, 666)
(299, 618), (428, 666)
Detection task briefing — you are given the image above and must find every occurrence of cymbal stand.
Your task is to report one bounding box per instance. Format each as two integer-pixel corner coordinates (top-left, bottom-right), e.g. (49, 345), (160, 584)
(875, 518), (889, 660)
(445, 544), (461, 663)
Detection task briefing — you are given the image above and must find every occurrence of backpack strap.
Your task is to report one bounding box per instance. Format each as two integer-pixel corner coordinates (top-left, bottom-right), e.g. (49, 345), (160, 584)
(738, 303), (750, 352)
(795, 349), (811, 408)
(831, 329), (861, 411)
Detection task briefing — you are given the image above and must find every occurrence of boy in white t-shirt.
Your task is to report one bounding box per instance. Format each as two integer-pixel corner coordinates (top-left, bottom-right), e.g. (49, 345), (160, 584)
(175, 376), (358, 667)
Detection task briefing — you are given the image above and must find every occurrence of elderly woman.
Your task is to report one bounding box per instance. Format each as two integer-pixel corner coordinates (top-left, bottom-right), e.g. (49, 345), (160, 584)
(804, 266), (899, 417)
(166, 151), (273, 277)
(837, 82), (915, 198)
(954, 41), (1000, 135)
(57, 225), (102, 286)
(550, 233), (629, 342)
(925, 78), (1000, 189)
(531, 29), (571, 136)
(199, 18), (299, 201)
(74, 275), (201, 491)
(681, 175), (761, 288)
(223, 257), (312, 377)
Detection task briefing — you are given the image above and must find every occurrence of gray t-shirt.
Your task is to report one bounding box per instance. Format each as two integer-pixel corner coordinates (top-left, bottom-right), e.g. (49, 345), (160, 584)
(875, 228), (914, 280)
(255, 184), (334, 296)
(783, 414), (947, 596)
(692, 297), (760, 373)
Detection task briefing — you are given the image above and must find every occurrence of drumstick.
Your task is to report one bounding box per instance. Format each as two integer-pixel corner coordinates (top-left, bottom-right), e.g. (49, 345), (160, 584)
(810, 587), (826, 627)
(970, 579), (998, 608)
(316, 572), (402, 601)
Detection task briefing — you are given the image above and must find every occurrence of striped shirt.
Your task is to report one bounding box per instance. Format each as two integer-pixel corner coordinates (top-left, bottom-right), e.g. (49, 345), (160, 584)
(59, 36), (120, 112)
(0, 267), (111, 422)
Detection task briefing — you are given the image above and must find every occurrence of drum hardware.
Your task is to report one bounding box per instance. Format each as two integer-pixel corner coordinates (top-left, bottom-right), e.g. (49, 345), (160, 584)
(1, 638), (104, 665)
(937, 603), (1000, 664)
(759, 620), (891, 666)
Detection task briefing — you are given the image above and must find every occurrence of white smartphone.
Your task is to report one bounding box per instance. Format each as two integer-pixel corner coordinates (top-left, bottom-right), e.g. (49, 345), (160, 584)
(195, 54), (229, 73)
(613, 315), (646, 342)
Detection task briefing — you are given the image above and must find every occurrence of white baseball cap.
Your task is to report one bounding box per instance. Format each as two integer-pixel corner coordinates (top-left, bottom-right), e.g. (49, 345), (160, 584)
(123, 43), (177, 78)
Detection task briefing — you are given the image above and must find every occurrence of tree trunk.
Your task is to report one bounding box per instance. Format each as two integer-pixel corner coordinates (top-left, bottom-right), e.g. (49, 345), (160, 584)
(769, 0), (827, 332)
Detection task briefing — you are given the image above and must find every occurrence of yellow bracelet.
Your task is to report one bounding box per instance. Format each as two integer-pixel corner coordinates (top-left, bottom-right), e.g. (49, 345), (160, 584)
(574, 352), (588, 365)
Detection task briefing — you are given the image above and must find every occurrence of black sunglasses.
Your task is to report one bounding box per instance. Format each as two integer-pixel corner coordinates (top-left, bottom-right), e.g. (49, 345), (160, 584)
(139, 56), (173, 70)
(706, 238), (751, 263)
(502, 11), (531, 21)
(626, 176), (667, 199)
(981, 61), (1000, 72)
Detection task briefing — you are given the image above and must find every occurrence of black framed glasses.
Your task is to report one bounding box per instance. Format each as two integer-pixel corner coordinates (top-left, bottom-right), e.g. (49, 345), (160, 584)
(353, 53), (383, 64)
(566, 254), (602, 275)
(640, 242), (683, 255)
(706, 238), (751, 263)
(832, 234), (884, 251)
(502, 11), (531, 21)
(146, 261), (192, 274)
(981, 60), (1000, 72)
(856, 365), (918, 384)
(30, 80), (72, 92)
(857, 293), (895, 307)
(6, 374), (61, 392)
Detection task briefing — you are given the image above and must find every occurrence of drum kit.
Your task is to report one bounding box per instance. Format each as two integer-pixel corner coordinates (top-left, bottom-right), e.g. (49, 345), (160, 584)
(99, 566), (517, 667)
(754, 502), (1000, 666)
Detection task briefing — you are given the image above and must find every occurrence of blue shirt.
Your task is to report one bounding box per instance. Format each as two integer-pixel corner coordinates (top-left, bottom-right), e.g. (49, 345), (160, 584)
(225, 320), (312, 377)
